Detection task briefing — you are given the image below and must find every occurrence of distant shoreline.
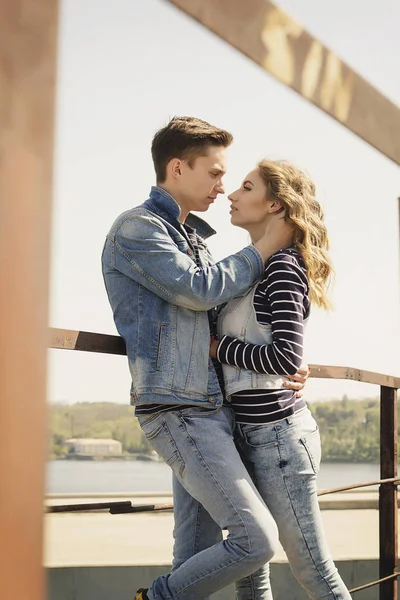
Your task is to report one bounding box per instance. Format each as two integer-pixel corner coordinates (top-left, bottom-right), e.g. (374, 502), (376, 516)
(52, 452), (162, 462)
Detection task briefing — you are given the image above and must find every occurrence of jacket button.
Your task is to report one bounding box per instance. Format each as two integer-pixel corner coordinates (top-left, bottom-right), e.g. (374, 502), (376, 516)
(208, 396), (216, 403)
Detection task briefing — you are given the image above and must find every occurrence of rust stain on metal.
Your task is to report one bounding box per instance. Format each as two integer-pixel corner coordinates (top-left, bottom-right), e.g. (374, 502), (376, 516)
(49, 327), (126, 355)
(167, 0), (400, 166)
(49, 328), (79, 350)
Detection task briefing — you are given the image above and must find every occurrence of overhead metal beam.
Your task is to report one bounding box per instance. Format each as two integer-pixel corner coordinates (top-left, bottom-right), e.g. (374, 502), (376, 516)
(167, 0), (400, 166)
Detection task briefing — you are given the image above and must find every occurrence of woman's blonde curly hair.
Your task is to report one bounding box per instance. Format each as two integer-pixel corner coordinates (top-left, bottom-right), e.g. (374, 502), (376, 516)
(258, 159), (333, 309)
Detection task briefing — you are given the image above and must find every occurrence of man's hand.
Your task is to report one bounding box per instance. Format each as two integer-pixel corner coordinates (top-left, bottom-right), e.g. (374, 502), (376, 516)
(283, 363), (310, 398)
(254, 211), (295, 262)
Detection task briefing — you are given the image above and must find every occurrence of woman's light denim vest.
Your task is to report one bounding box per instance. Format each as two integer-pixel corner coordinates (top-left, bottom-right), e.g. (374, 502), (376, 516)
(218, 285), (287, 398)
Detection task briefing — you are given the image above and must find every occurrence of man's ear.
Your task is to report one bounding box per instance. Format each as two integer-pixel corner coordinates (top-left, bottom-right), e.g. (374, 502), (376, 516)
(169, 158), (182, 180)
(268, 200), (283, 214)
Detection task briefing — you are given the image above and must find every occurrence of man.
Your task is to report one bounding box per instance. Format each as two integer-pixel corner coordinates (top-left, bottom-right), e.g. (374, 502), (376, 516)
(102, 116), (305, 600)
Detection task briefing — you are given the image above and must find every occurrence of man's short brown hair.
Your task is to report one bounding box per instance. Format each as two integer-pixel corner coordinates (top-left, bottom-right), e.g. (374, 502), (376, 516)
(151, 116), (233, 183)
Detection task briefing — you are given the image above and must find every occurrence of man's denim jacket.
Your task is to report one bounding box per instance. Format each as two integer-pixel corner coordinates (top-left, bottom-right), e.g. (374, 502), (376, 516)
(102, 186), (264, 407)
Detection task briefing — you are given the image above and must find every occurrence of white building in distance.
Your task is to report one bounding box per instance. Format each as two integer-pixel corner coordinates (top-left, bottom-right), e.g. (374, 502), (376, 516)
(65, 438), (122, 456)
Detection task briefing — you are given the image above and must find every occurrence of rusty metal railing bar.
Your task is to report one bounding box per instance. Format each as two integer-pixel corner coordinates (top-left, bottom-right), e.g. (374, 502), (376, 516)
(47, 326), (400, 598)
(349, 571), (400, 594)
(47, 476), (400, 513)
(46, 501), (173, 514)
(109, 503), (173, 514)
(317, 477), (400, 496)
(48, 327), (400, 389)
(47, 501), (132, 513)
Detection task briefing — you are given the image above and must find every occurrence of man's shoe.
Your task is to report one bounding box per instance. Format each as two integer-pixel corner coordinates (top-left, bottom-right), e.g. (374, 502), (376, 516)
(134, 588), (149, 600)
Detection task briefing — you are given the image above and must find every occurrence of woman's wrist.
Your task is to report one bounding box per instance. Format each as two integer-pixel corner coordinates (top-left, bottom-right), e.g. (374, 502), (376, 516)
(209, 337), (220, 359)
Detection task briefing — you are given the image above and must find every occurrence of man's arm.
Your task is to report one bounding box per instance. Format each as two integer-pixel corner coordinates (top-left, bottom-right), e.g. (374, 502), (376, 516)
(109, 212), (287, 311)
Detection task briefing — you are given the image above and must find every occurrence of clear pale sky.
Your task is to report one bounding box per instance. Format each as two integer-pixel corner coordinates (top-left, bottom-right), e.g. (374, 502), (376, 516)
(48, 0), (400, 404)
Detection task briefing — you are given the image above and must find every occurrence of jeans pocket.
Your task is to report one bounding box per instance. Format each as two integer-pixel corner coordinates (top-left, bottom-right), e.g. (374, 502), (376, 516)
(241, 424), (277, 449)
(138, 414), (185, 476)
(179, 406), (220, 419)
(300, 427), (321, 474)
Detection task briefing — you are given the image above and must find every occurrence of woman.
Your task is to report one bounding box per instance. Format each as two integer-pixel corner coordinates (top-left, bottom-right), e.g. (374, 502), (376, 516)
(211, 159), (352, 599)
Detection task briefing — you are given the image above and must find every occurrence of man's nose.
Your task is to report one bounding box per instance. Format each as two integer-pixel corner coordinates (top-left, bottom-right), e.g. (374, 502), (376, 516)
(215, 181), (225, 194)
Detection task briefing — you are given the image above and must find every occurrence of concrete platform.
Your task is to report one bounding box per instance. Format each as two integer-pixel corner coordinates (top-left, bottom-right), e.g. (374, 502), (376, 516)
(45, 492), (400, 600)
(47, 562), (386, 600)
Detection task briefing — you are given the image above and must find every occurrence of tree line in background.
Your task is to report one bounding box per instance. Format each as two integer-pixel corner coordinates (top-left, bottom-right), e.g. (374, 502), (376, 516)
(48, 396), (392, 462)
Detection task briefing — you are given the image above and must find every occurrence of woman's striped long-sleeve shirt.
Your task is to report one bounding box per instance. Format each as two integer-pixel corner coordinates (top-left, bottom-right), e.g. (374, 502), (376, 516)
(216, 248), (310, 425)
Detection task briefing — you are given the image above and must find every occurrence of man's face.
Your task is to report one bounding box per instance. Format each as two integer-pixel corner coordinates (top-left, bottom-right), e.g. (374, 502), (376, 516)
(176, 145), (227, 214)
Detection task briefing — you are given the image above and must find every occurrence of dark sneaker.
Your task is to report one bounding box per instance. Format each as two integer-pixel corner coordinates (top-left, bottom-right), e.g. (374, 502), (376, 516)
(134, 588), (149, 600)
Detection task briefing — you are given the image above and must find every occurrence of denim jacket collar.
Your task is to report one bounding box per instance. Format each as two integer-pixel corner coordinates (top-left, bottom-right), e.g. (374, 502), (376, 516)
(145, 186), (216, 240)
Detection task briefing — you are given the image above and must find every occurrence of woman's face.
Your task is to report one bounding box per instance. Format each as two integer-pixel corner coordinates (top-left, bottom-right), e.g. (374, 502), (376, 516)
(228, 168), (271, 230)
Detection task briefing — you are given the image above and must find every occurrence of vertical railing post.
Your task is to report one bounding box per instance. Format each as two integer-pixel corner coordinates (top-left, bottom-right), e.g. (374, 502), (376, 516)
(379, 386), (398, 600)
(0, 1), (59, 599)
(398, 196), (400, 281)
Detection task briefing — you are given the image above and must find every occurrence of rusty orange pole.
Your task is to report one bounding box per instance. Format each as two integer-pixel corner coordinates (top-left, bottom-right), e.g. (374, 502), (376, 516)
(0, 1), (59, 599)
(398, 197), (400, 280)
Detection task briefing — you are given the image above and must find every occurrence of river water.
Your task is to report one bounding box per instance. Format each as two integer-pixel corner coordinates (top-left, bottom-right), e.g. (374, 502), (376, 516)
(46, 460), (389, 494)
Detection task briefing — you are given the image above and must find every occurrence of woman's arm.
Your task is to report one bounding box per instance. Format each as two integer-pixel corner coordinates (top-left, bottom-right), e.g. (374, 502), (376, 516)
(213, 252), (309, 376)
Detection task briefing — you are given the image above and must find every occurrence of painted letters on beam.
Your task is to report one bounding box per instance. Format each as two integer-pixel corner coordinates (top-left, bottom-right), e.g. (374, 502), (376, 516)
(168, 0), (400, 166)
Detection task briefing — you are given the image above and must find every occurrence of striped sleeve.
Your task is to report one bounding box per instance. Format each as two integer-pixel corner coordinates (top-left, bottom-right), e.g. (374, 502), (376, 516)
(216, 252), (308, 376)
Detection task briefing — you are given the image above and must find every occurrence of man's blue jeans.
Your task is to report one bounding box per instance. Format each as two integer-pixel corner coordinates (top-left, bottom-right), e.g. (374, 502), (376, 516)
(172, 408), (352, 599)
(137, 406), (279, 600)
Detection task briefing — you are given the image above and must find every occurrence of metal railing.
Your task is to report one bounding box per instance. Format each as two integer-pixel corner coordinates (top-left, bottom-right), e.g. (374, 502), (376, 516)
(48, 327), (400, 599)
